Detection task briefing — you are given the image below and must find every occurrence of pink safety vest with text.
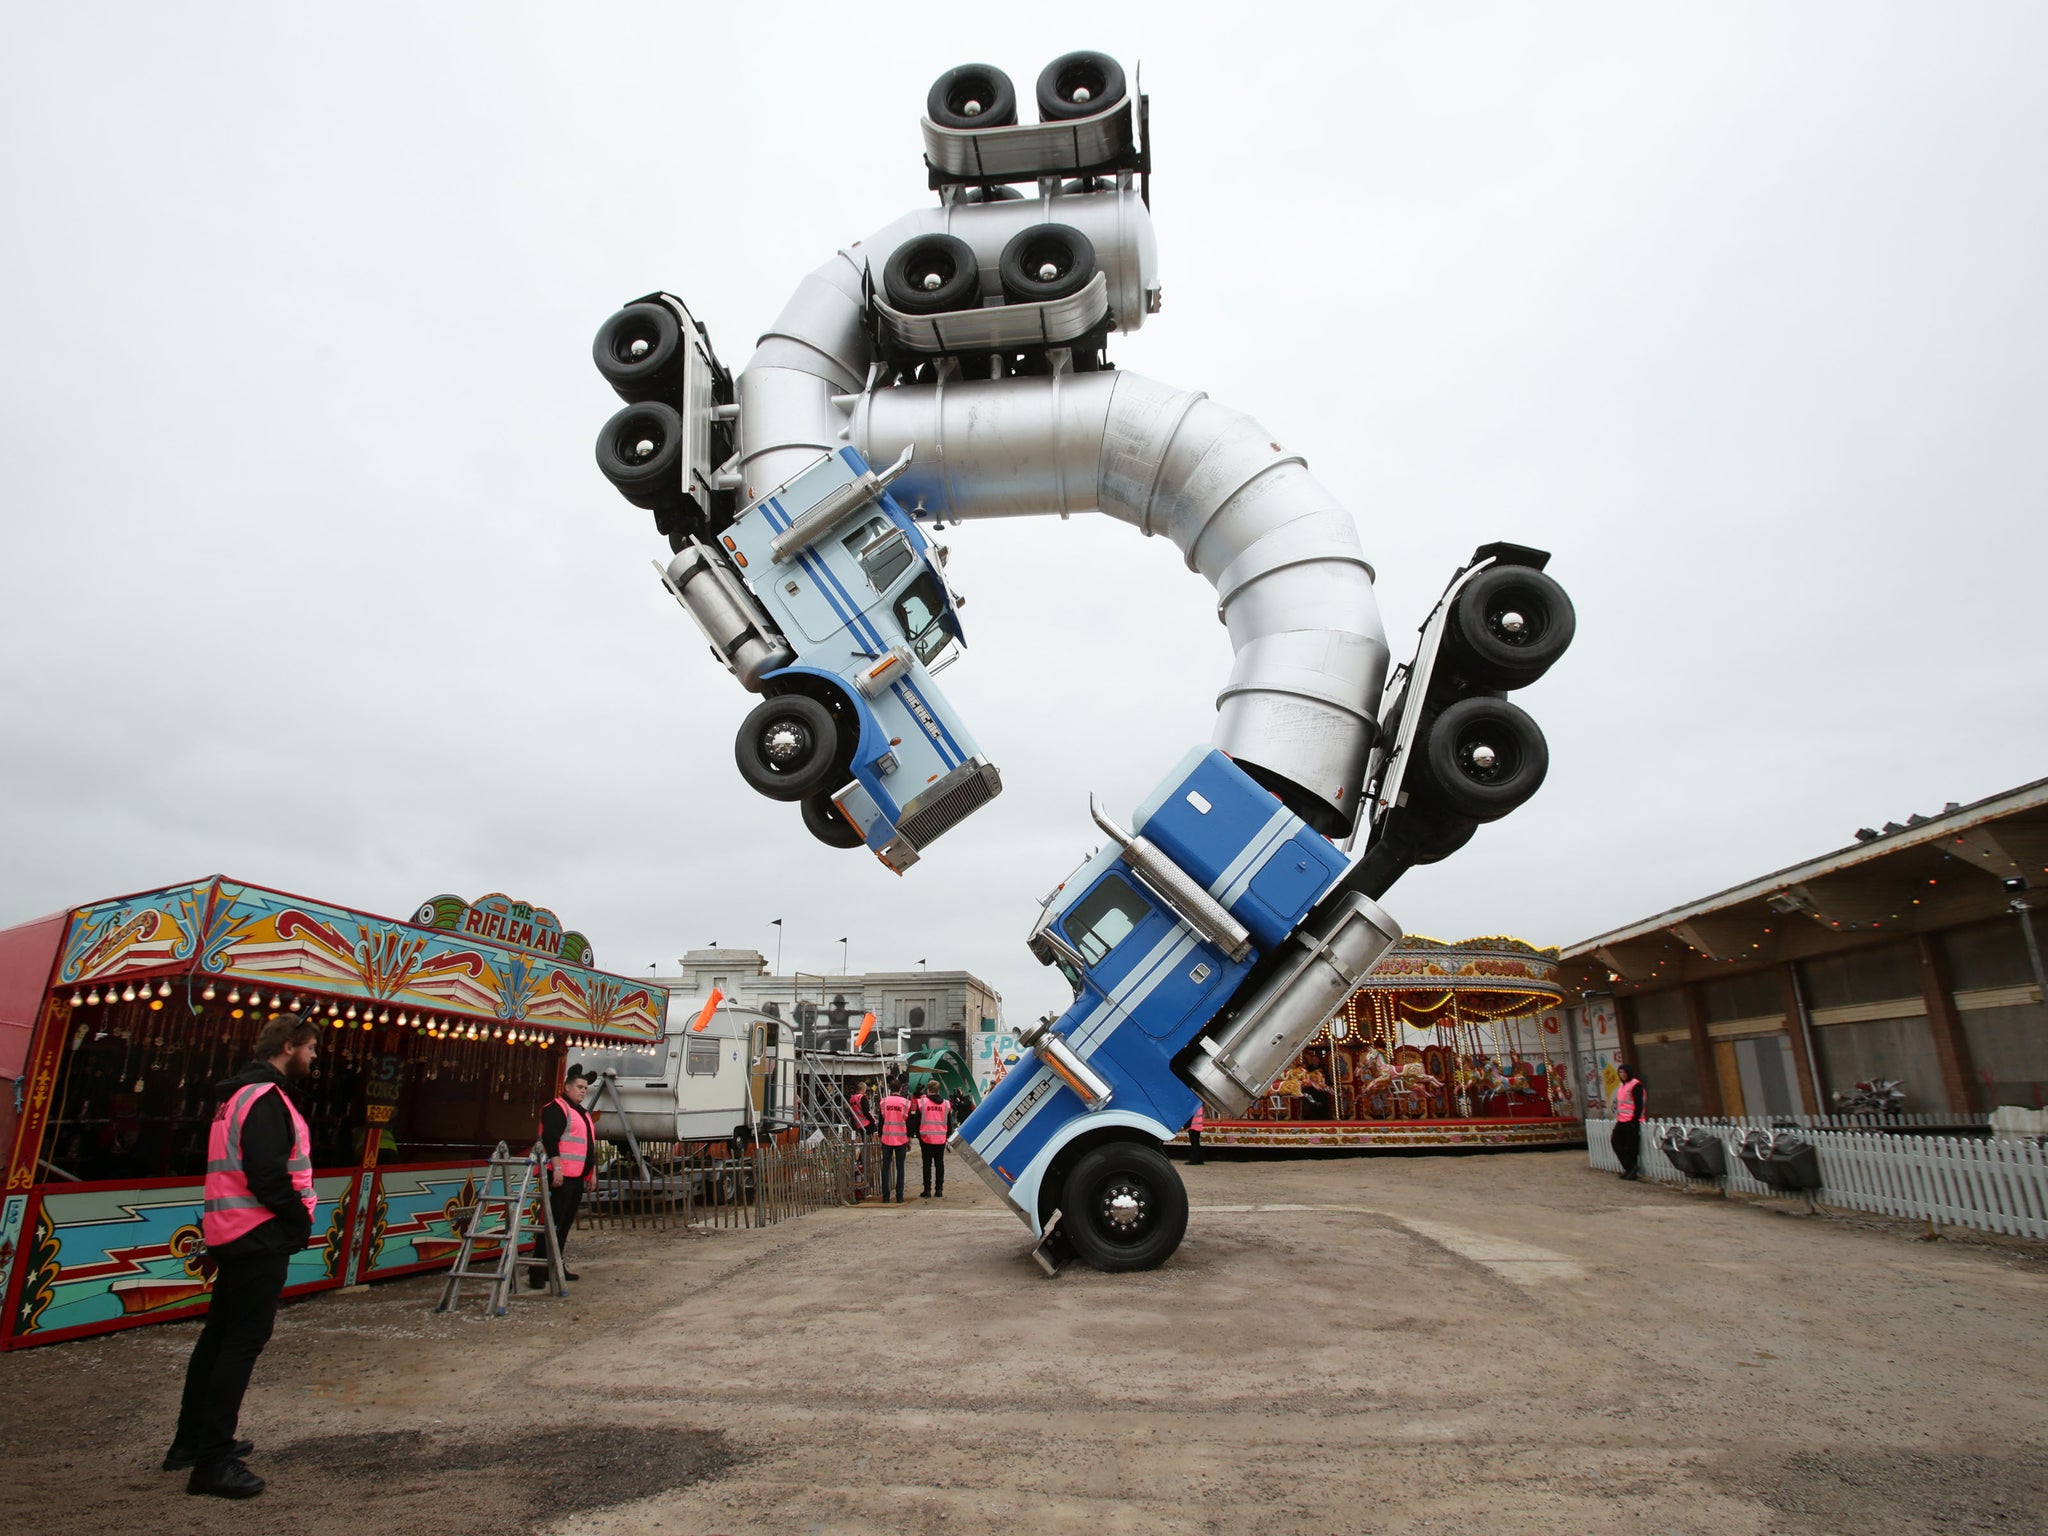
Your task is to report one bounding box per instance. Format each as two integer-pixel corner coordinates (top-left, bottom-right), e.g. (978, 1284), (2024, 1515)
(880, 1094), (911, 1147)
(918, 1096), (949, 1145)
(203, 1082), (316, 1247)
(541, 1097), (593, 1177)
(1616, 1078), (1640, 1123)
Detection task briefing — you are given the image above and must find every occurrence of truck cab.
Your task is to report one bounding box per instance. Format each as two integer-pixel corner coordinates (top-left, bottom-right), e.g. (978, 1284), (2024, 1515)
(665, 445), (1003, 872)
(954, 746), (1397, 1271)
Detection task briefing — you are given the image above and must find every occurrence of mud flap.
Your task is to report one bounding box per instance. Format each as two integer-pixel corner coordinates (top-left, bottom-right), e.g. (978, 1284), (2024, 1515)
(1030, 1209), (1070, 1277)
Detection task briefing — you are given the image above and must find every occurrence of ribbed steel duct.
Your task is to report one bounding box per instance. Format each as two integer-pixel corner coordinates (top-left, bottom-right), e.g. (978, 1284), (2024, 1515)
(735, 193), (1387, 835)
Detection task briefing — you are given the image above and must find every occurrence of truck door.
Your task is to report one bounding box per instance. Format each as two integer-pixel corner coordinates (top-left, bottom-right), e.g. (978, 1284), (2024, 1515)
(1062, 871), (1231, 1044)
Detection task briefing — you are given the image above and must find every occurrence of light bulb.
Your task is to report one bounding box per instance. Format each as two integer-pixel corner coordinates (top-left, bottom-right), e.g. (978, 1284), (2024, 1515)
(270, 993), (283, 1009)
(290, 996), (302, 1011)
(202, 982), (216, 1001)
(345, 1003), (357, 1020)
(159, 980), (172, 999)
(86, 987), (101, 1006)
(328, 1000), (339, 1017)
(70, 991), (83, 1007)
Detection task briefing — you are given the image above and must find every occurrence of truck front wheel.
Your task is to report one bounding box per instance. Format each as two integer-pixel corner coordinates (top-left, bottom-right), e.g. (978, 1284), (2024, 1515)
(1061, 1141), (1188, 1272)
(734, 696), (840, 802)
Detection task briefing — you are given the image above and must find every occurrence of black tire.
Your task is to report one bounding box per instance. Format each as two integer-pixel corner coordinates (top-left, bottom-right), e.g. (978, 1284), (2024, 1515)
(1061, 1140), (1188, 1272)
(1443, 565), (1576, 689)
(801, 792), (865, 850)
(960, 185), (1025, 203)
(926, 63), (1018, 130)
(881, 233), (981, 315)
(734, 695), (840, 802)
(592, 303), (683, 403)
(998, 224), (1097, 304)
(1413, 696), (1549, 823)
(595, 401), (684, 510)
(1403, 810), (1478, 865)
(1036, 51), (1126, 121)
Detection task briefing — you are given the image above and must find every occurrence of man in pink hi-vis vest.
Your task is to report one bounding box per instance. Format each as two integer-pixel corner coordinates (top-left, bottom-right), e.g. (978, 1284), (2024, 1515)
(877, 1081), (913, 1204)
(1612, 1062), (1646, 1181)
(916, 1087), (950, 1199)
(529, 1071), (599, 1288)
(168, 1014), (320, 1500)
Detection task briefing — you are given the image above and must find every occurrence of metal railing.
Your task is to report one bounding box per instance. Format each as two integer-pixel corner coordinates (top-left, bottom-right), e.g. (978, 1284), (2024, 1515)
(1589, 1117), (2048, 1240)
(580, 1139), (862, 1233)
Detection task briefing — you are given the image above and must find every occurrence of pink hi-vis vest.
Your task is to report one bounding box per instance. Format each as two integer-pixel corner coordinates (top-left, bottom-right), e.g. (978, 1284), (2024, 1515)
(542, 1098), (592, 1177)
(918, 1096), (949, 1145)
(203, 1083), (316, 1247)
(879, 1094), (911, 1147)
(1190, 1105), (1205, 1133)
(1616, 1078), (1641, 1123)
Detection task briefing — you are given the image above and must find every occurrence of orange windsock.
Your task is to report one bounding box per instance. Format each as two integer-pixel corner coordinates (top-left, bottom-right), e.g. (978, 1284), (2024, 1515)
(854, 1010), (876, 1049)
(691, 987), (725, 1033)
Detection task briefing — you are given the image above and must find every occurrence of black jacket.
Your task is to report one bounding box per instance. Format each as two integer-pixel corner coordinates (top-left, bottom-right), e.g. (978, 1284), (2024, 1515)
(208, 1062), (316, 1258)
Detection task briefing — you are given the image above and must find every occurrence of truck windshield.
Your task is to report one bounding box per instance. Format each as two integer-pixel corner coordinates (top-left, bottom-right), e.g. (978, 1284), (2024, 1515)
(893, 573), (951, 664)
(1062, 875), (1151, 966)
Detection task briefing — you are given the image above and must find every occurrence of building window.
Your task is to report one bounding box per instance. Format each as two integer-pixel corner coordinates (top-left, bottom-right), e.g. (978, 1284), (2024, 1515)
(686, 1040), (720, 1077)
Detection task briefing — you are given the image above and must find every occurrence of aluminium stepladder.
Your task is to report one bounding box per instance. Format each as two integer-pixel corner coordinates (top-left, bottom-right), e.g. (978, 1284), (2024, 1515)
(432, 1140), (566, 1317)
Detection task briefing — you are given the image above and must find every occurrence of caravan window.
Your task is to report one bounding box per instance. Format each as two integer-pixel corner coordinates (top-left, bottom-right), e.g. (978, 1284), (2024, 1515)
(685, 1039), (720, 1077)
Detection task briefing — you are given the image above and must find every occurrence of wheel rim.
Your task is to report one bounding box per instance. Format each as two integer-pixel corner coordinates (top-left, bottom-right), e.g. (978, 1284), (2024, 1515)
(1057, 63), (1108, 108)
(1095, 1173), (1156, 1245)
(1484, 588), (1547, 648)
(1454, 719), (1520, 785)
(947, 75), (997, 118)
(609, 314), (664, 367)
(1020, 237), (1071, 285)
(759, 718), (813, 770)
(614, 417), (664, 465)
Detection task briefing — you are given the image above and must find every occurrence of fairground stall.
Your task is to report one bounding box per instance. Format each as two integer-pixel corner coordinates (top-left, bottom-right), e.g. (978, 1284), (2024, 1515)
(0, 878), (663, 1350)
(1193, 935), (1584, 1150)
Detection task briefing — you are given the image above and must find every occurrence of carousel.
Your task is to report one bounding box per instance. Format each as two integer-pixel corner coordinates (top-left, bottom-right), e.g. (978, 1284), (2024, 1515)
(1193, 935), (1583, 1150)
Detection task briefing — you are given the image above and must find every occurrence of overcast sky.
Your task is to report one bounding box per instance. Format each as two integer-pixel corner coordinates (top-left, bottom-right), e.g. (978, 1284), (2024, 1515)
(4, 3), (2045, 1029)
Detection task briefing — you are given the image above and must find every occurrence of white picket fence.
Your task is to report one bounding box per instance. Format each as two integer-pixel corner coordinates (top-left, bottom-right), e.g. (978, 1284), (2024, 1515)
(1587, 1117), (2048, 1241)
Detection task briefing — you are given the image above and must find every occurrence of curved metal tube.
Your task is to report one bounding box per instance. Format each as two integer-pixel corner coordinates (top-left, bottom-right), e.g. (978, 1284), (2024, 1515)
(852, 373), (1388, 834)
(736, 192), (1385, 834)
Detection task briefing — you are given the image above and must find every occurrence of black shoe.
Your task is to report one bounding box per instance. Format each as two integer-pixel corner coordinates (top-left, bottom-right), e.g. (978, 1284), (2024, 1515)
(164, 1439), (252, 1471)
(526, 1274), (549, 1290)
(920, 1191), (930, 1199)
(561, 1270), (581, 1281)
(187, 1458), (265, 1498)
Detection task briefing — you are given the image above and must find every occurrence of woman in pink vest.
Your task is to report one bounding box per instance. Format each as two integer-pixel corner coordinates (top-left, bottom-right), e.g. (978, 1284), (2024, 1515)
(916, 1087), (950, 1199)
(168, 1015), (321, 1500)
(1612, 1062), (1646, 1181)
(877, 1080), (913, 1204)
(1186, 1104), (1206, 1166)
(529, 1071), (599, 1287)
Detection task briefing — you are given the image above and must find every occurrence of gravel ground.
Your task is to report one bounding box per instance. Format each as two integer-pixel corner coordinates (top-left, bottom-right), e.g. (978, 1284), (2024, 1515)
(1, 1149), (2043, 1535)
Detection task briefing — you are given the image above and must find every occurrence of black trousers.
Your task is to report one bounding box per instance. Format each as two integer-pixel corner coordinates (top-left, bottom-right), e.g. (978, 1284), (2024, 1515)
(881, 1143), (907, 1200)
(920, 1141), (945, 1195)
(1612, 1120), (1642, 1177)
(175, 1250), (291, 1465)
(549, 1178), (584, 1259)
(1187, 1128), (1205, 1165)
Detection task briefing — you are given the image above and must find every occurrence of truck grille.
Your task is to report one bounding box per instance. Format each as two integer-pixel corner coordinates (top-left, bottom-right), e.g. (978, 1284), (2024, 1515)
(897, 760), (1002, 850)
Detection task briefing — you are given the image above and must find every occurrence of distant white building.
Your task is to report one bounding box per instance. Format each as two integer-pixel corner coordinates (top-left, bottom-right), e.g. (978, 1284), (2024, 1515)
(659, 949), (1001, 1062)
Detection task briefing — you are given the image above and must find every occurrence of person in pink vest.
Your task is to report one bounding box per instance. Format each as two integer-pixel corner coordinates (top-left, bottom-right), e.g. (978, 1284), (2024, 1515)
(528, 1070), (599, 1287)
(1186, 1103), (1206, 1165)
(1612, 1062), (1646, 1181)
(916, 1085), (950, 1198)
(877, 1079), (912, 1204)
(167, 1015), (320, 1499)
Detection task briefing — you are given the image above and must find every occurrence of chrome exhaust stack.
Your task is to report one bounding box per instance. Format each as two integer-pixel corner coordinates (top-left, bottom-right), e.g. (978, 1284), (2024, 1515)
(1184, 892), (1403, 1117)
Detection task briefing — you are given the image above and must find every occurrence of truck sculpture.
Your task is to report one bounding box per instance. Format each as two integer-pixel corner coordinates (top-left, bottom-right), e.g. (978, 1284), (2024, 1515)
(590, 51), (1576, 1272)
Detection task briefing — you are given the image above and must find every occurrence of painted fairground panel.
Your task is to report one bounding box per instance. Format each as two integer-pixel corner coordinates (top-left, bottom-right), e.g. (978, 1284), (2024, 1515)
(360, 1161), (520, 1279)
(55, 882), (209, 991)
(202, 881), (662, 1039)
(6, 1171), (359, 1348)
(1198, 935), (1587, 1150)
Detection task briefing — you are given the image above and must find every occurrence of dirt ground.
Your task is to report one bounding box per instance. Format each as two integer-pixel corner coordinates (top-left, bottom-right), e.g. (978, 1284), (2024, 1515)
(2, 1148), (2045, 1536)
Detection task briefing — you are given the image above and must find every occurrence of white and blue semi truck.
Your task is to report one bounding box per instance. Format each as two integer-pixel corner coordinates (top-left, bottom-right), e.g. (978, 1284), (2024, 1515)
(955, 746), (1404, 1273)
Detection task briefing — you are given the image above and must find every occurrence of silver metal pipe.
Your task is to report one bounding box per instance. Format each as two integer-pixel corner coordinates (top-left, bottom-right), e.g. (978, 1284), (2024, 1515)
(1089, 795), (1252, 962)
(855, 373), (1390, 834)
